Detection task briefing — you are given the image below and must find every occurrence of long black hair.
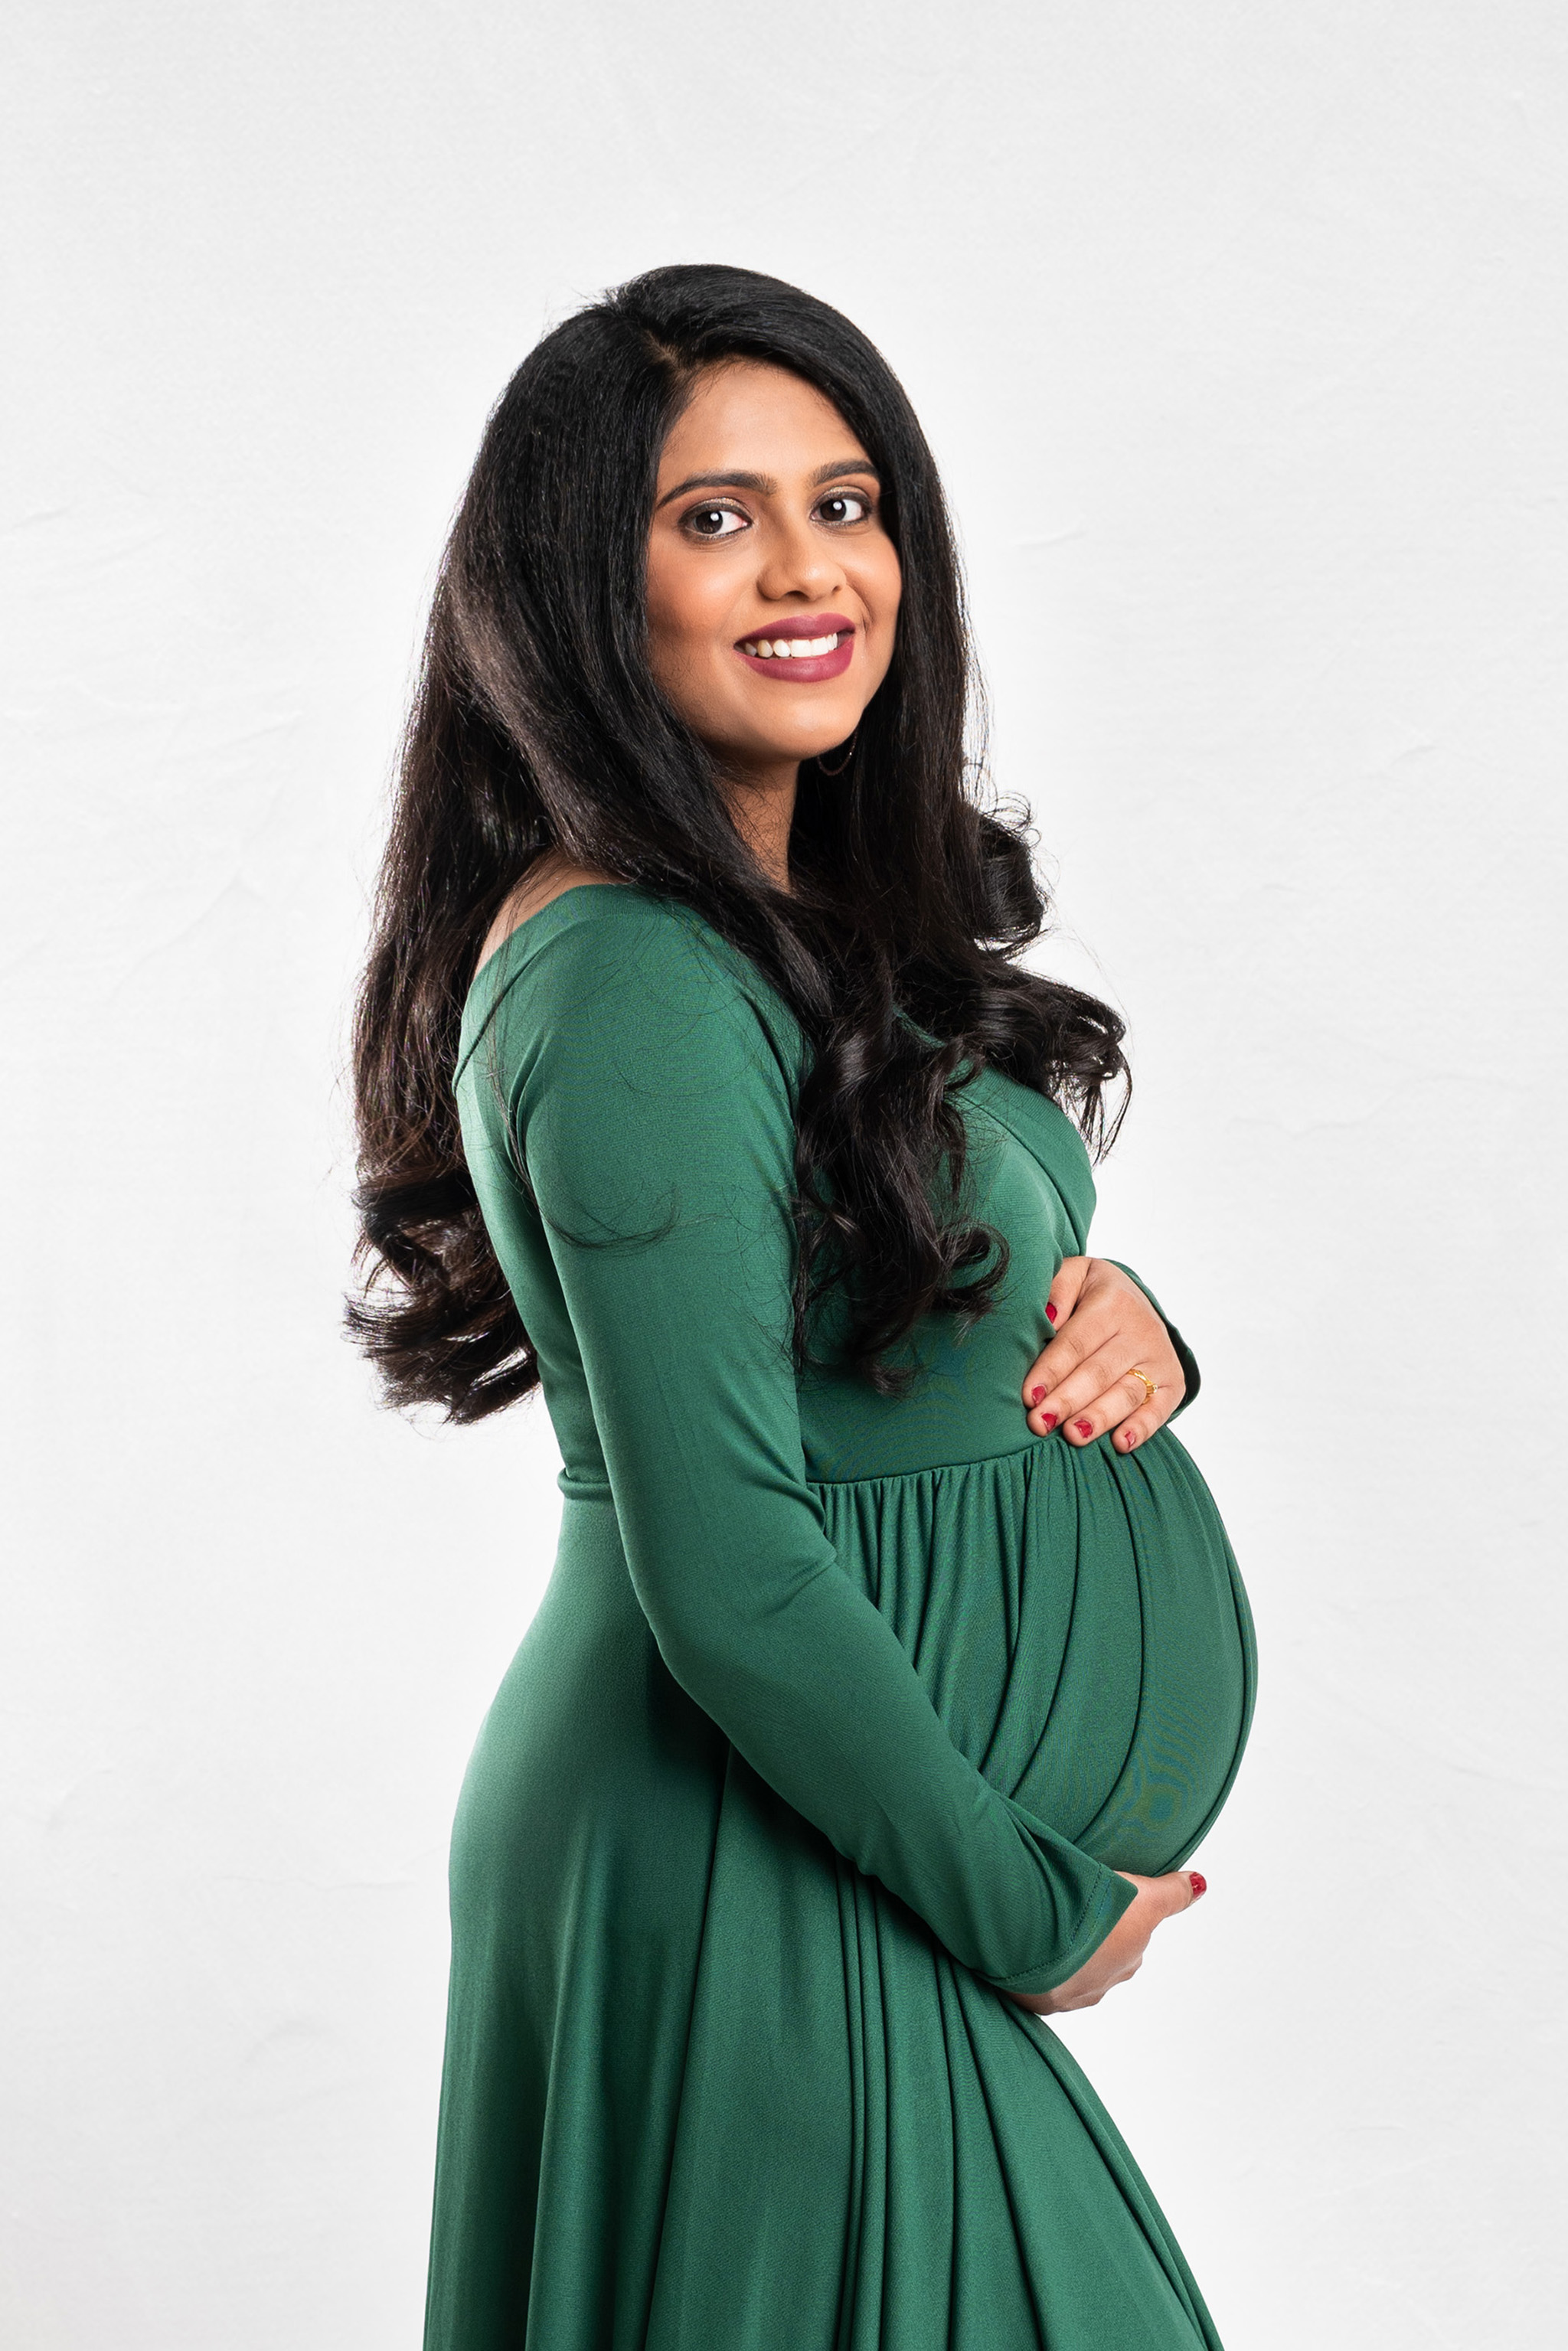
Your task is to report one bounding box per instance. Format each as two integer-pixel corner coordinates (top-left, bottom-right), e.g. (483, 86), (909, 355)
(348, 263), (1126, 1421)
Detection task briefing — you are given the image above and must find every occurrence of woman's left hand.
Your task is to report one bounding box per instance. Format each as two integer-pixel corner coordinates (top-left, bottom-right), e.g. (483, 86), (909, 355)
(1021, 1257), (1185, 1454)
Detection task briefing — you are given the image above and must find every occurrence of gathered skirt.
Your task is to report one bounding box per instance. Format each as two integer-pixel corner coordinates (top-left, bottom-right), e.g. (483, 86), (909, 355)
(425, 1426), (1255, 2349)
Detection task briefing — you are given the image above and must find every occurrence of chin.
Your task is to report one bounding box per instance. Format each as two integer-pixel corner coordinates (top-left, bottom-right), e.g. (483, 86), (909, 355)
(785, 717), (863, 760)
(722, 703), (864, 771)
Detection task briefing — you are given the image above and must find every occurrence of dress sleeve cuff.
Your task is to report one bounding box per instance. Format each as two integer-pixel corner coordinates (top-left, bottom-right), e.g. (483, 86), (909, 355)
(981, 1862), (1138, 1997)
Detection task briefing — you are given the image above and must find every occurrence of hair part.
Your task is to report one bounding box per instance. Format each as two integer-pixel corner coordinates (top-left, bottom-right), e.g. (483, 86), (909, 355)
(348, 263), (1127, 1422)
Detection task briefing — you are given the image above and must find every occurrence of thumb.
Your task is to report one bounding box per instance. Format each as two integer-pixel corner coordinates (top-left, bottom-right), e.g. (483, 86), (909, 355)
(1154, 1868), (1207, 1920)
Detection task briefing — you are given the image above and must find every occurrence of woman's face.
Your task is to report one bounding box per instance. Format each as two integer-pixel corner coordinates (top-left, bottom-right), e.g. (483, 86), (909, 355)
(645, 359), (902, 777)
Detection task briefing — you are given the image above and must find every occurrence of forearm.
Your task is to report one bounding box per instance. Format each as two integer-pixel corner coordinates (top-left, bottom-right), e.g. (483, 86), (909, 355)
(618, 1482), (1135, 1992)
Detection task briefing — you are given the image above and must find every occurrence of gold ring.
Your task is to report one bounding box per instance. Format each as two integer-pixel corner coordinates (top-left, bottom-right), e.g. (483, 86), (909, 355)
(1128, 1367), (1158, 1404)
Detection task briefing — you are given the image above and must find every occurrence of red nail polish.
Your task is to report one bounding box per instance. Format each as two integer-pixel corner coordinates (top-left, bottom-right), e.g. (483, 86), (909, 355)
(1041, 1413), (1058, 1431)
(1073, 1419), (1093, 1438)
(1046, 1303), (1057, 1323)
(1029, 1386), (1046, 1406)
(1188, 1872), (1207, 1899)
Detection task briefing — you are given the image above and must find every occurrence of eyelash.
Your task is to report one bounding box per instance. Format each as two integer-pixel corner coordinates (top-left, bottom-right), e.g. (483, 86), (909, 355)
(681, 488), (876, 539)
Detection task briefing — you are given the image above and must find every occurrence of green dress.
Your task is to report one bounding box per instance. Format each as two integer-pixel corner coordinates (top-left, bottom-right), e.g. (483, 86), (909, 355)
(431, 885), (1256, 2351)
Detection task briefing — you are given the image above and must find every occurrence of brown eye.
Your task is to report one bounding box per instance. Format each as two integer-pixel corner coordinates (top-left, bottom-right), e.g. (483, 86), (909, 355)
(685, 504), (747, 539)
(817, 491), (872, 525)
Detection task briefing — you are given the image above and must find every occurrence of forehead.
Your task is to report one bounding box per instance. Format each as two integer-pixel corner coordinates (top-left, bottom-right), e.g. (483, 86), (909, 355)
(657, 360), (865, 479)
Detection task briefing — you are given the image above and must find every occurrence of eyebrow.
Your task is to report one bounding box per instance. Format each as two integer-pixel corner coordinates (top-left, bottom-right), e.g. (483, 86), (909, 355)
(655, 456), (880, 510)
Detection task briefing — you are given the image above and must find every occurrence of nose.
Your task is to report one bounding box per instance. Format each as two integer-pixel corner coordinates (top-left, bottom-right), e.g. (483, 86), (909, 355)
(753, 508), (844, 606)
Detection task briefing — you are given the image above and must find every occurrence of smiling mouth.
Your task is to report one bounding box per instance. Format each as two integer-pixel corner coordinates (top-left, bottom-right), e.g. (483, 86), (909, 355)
(734, 616), (857, 681)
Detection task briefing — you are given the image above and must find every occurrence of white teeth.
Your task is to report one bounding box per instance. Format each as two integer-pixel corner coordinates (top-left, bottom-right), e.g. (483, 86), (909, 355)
(742, 632), (842, 659)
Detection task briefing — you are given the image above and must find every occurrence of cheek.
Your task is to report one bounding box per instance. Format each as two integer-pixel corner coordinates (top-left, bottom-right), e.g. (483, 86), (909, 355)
(645, 549), (732, 677)
(861, 551), (903, 684)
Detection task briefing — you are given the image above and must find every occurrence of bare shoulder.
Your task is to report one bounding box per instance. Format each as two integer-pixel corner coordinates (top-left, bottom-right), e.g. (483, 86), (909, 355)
(475, 853), (626, 978)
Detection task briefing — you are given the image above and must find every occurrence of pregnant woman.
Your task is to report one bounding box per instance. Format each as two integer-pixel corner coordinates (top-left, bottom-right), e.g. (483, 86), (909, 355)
(350, 264), (1256, 2349)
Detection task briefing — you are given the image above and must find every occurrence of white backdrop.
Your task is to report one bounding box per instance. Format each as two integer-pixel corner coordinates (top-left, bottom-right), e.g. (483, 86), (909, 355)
(4, 5), (1565, 2344)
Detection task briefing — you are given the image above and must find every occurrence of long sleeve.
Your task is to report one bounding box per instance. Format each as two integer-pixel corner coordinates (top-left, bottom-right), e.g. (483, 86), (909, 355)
(481, 906), (1134, 1996)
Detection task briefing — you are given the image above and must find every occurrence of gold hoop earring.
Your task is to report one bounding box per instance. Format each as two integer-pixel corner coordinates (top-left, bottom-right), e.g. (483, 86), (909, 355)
(815, 732), (858, 779)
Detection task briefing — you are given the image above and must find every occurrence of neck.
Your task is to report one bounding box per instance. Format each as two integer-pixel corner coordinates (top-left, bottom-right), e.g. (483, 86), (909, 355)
(720, 758), (798, 894)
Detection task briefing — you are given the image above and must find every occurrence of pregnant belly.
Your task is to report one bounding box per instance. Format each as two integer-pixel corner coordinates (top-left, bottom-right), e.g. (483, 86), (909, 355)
(811, 1426), (1256, 1876)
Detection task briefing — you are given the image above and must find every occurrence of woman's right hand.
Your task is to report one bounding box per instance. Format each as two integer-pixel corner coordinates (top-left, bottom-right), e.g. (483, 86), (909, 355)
(1001, 1870), (1207, 2014)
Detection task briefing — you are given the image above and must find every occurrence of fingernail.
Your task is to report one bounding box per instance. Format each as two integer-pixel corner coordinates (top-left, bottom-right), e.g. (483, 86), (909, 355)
(1041, 1412), (1058, 1431)
(1119, 1429), (1137, 1449)
(1046, 1303), (1057, 1323)
(1029, 1386), (1046, 1405)
(1188, 1872), (1207, 1900)
(1073, 1419), (1093, 1438)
